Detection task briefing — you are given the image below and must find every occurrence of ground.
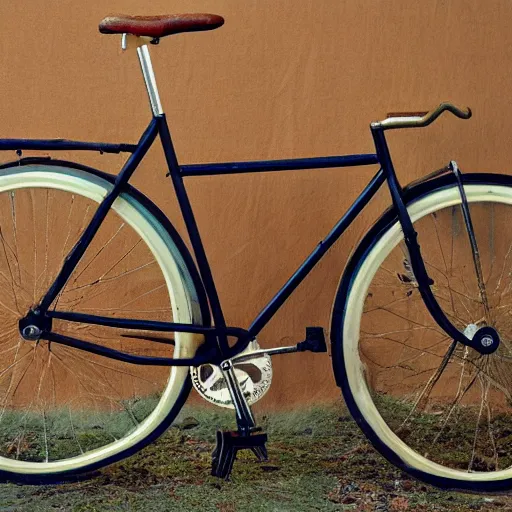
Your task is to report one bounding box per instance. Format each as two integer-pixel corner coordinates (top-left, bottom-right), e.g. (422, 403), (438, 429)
(0, 404), (511, 511)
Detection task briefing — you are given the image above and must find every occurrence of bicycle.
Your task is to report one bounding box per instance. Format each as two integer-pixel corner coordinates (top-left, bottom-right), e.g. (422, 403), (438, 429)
(0, 12), (509, 492)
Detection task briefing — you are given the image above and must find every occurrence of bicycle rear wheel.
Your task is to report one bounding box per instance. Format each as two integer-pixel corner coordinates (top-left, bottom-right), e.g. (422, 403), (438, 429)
(332, 173), (512, 491)
(0, 163), (205, 483)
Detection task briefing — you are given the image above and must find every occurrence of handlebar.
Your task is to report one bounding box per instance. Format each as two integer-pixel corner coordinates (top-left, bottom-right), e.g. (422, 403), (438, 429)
(371, 102), (472, 130)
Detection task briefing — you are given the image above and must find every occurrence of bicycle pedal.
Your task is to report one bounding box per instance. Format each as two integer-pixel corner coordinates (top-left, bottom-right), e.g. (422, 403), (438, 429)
(211, 430), (268, 480)
(296, 326), (327, 353)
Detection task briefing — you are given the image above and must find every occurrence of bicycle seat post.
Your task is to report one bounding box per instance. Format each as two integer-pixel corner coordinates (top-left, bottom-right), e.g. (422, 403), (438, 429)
(122, 33), (164, 117)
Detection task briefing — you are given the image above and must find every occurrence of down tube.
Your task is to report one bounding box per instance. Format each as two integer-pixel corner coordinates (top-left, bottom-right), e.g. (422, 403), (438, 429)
(248, 167), (386, 338)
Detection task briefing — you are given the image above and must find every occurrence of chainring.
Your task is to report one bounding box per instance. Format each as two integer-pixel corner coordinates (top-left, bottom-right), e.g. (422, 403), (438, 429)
(190, 340), (273, 409)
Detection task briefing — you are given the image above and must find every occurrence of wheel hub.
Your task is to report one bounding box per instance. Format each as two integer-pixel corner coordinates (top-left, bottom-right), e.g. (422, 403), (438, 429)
(463, 323), (500, 355)
(19, 309), (51, 341)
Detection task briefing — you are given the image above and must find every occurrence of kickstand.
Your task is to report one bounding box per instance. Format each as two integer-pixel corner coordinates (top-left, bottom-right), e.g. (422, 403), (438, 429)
(211, 430), (268, 480)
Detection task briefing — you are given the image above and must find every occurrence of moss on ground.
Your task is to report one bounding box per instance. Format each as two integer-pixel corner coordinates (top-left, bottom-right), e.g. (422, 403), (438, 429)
(0, 403), (510, 511)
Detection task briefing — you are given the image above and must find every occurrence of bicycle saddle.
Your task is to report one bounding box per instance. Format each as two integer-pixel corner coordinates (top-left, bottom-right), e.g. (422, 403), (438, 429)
(99, 13), (224, 39)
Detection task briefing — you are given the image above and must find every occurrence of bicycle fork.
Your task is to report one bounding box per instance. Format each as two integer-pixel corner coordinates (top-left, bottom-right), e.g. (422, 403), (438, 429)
(371, 125), (500, 356)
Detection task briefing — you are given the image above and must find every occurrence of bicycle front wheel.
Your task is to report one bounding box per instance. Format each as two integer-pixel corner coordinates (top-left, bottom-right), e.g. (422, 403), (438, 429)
(0, 163), (206, 483)
(332, 173), (512, 491)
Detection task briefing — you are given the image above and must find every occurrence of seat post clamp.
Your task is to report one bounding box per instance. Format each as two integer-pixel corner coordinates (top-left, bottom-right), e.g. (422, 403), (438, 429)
(121, 33), (154, 51)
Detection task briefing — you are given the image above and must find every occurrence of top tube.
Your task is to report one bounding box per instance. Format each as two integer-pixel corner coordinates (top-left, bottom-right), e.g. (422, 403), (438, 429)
(180, 154), (379, 176)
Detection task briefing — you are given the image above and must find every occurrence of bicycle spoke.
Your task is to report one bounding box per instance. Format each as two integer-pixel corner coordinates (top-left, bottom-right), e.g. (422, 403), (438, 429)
(66, 260), (156, 294)
(428, 366), (479, 454)
(67, 222), (127, 288)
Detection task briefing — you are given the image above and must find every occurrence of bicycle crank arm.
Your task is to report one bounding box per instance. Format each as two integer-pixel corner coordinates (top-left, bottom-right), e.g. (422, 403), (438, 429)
(218, 327), (327, 437)
(230, 326), (327, 365)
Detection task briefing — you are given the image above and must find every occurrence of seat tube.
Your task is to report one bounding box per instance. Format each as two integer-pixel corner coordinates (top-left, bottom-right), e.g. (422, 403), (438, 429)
(132, 38), (230, 354)
(157, 117), (230, 355)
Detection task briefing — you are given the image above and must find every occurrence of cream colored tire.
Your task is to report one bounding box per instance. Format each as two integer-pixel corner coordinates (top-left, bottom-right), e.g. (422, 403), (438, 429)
(332, 174), (512, 491)
(0, 164), (204, 483)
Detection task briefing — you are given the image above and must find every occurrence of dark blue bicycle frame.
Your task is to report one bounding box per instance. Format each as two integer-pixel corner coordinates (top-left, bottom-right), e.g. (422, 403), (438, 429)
(5, 112), (476, 367)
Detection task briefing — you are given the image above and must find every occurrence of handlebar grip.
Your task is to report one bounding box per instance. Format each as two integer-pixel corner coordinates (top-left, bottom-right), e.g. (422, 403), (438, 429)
(374, 102), (472, 130)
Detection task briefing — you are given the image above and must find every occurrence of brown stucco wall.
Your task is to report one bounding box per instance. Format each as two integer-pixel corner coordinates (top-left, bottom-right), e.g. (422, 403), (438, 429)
(1, 1), (511, 408)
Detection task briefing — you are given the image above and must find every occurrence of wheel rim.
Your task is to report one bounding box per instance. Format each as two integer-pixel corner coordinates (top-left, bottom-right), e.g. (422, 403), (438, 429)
(343, 183), (512, 482)
(0, 166), (200, 475)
